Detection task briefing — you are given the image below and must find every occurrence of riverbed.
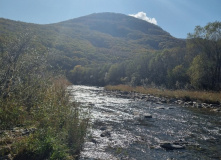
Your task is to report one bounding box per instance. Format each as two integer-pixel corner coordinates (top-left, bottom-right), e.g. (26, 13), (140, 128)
(67, 85), (221, 160)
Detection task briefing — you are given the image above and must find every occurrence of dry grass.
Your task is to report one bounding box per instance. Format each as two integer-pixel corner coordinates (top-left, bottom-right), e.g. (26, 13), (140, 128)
(105, 85), (221, 104)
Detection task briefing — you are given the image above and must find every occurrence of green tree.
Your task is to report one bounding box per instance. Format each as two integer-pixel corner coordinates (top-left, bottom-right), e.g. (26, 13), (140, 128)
(188, 54), (214, 89)
(187, 21), (221, 90)
(69, 65), (85, 84)
(105, 64), (125, 84)
(168, 65), (188, 89)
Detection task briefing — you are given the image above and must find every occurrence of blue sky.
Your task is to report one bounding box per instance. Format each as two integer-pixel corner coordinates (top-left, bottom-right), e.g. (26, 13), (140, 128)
(0, 0), (220, 38)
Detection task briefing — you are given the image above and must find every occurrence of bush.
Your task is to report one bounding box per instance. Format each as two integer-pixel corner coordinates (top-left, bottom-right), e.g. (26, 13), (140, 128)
(9, 77), (89, 159)
(0, 34), (89, 159)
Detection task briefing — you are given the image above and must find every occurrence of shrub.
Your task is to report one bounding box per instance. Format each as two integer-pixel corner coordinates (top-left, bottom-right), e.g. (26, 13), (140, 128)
(0, 34), (89, 159)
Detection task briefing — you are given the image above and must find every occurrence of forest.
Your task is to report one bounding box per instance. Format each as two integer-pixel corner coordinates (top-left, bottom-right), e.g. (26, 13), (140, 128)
(1, 13), (220, 91)
(66, 15), (221, 91)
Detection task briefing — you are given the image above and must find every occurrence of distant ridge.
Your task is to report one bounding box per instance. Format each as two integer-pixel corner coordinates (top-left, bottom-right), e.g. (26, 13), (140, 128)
(0, 12), (185, 65)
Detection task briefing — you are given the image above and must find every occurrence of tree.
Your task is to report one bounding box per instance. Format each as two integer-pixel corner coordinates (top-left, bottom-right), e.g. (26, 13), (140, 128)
(105, 64), (124, 84)
(0, 32), (51, 114)
(168, 65), (188, 89)
(69, 65), (85, 84)
(188, 55), (214, 89)
(187, 21), (221, 90)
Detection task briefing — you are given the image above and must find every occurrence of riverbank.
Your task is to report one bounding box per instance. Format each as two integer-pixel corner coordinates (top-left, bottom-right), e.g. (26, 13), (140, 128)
(105, 85), (221, 112)
(0, 78), (89, 160)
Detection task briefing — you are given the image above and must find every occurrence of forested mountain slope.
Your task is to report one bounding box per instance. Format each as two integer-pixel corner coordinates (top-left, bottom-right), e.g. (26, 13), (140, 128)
(54, 13), (185, 49)
(0, 12), (185, 64)
(1, 13), (220, 90)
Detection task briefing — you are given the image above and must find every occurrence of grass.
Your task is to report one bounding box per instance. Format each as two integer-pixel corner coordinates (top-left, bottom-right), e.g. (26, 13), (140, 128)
(0, 77), (89, 159)
(105, 84), (221, 104)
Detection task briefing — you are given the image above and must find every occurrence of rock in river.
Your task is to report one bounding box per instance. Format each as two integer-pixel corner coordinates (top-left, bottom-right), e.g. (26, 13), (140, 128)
(160, 142), (185, 150)
(134, 113), (153, 121)
(144, 113), (153, 118)
(100, 131), (111, 137)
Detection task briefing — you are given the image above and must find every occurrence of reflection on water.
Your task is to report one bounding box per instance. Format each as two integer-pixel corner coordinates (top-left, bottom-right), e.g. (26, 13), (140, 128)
(68, 85), (221, 160)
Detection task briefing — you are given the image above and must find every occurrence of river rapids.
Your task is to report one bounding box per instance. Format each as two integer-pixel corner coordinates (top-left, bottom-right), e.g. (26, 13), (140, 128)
(67, 85), (221, 160)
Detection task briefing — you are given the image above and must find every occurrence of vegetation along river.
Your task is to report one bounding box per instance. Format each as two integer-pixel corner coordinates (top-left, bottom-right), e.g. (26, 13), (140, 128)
(67, 85), (221, 160)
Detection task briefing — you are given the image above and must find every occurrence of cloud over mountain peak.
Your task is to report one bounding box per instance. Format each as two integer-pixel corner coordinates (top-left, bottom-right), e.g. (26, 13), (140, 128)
(129, 12), (157, 25)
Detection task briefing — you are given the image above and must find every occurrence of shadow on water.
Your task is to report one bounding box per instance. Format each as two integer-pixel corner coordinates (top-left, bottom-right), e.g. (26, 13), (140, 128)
(68, 85), (221, 160)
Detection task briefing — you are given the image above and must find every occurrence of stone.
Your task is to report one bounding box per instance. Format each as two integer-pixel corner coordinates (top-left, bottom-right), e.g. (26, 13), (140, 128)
(196, 103), (202, 108)
(193, 102), (197, 107)
(144, 113), (152, 118)
(168, 98), (177, 103)
(156, 106), (165, 110)
(91, 138), (98, 144)
(188, 101), (193, 105)
(100, 126), (107, 131)
(156, 101), (163, 105)
(177, 100), (184, 105)
(160, 142), (185, 150)
(184, 101), (193, 107)
(212, 108), (221, 112)
(160, 99), (167, 103)
(202, 103), (209, 108)
(210, 104), (219, 108)
(100, 131), (111, 137)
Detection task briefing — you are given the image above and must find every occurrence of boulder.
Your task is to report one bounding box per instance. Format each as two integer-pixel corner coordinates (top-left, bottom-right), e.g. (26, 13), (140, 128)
(160, 142), (185, 150)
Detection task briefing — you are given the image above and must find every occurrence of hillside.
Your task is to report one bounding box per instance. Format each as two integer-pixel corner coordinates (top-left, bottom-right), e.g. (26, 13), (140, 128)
(0, 12), (191, 87)
(54, 13), (185, 50)
(0, 12), (185, 64)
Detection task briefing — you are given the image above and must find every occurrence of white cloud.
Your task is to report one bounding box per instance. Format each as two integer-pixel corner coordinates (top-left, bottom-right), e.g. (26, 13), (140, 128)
(129, 12), (157, 25)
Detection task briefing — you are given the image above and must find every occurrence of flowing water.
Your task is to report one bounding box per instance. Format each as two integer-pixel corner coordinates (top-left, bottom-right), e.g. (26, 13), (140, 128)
(67, 85), (221, 160)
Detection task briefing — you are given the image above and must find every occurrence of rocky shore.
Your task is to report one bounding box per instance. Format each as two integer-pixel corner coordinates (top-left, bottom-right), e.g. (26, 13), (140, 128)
(105, 90), (221, 112)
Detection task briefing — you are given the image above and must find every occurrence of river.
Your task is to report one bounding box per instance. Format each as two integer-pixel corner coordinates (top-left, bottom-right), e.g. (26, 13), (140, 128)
(67, 85), (221, 160)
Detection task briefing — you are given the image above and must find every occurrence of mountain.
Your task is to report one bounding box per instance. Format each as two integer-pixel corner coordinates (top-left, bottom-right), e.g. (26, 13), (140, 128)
(0, 12), (186, 85)
(0, 13), (185, 63)
(53, 12), (185, 49)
